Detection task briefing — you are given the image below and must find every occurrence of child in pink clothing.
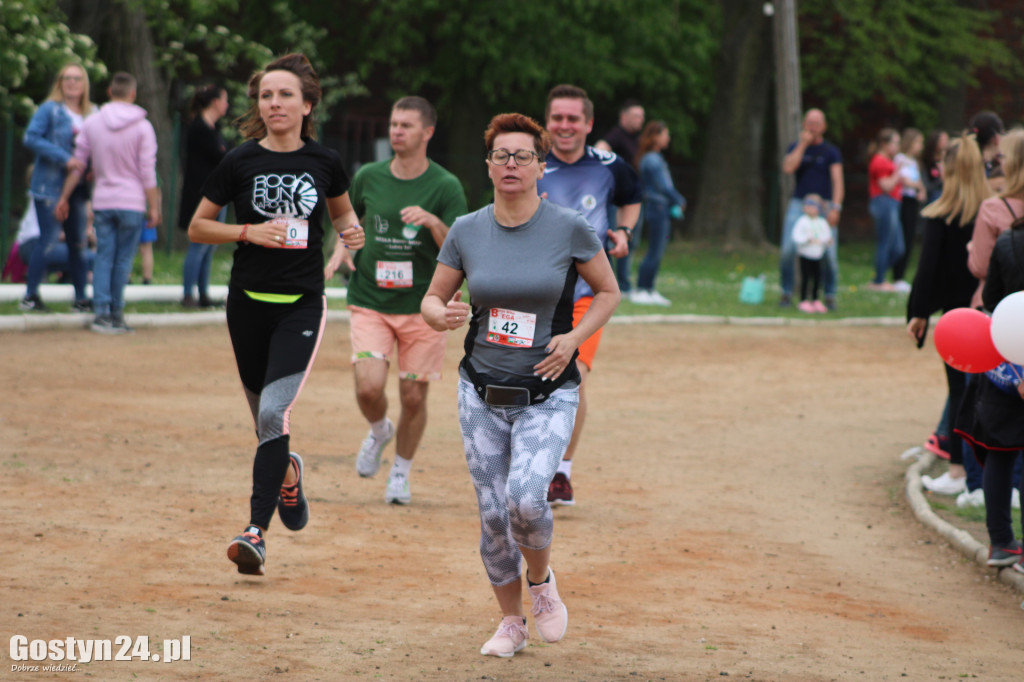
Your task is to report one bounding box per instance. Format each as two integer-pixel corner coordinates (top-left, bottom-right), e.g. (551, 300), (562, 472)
(56, 72), (161, 333)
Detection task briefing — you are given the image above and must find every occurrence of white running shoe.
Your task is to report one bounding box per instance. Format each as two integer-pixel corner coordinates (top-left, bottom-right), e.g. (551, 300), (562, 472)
(385, 471), (411, 505)
(630, 290), (653, 304)
(956, 488), (985, 508)
(355, 419), (394, 478)
(921, 471), (967, 495)
(647, 290), (672, 306)
(892, 280), (912, 293)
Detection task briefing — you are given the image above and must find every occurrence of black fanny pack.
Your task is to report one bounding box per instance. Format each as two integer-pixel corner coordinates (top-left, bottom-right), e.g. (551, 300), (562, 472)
(460, 356), (579, 407)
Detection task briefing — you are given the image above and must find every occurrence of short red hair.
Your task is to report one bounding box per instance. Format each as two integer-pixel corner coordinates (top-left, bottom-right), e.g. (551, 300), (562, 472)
(484, 113), (551, 157)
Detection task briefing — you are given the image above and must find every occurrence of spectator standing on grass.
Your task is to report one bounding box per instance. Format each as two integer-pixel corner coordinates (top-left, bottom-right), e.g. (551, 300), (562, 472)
(906, 134), (990, 499)
(188, 53), (364, 576)
(792, 194), (832, 314)
(892, 128), (927, 292)
(595, 99), (644, 168)
(922, 130), (949, 204)
(631, 120), (685, 306)
(20, 61), (94, 313)
(421, 112), (620, 657)
(866, 128), (905, 292)
(537, 84), (641, 507)
(779, 109), (843, 310)
(968, 110), (1005, 181)
(323, 96), (468, 505)
(56, 72), (160, 334)
(596, 99), (645, 296)
(954, 215), (1024, 569)
(180, 84), (230, 308)
(968, 129), (1024, 310)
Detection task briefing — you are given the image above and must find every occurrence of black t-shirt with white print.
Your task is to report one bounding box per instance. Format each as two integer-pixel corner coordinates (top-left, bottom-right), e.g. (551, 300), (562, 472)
(202, 138), (350, 295)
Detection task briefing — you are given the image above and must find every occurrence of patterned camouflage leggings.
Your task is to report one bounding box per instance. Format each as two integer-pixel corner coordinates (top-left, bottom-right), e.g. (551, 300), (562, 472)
(457, 378), (579, 586)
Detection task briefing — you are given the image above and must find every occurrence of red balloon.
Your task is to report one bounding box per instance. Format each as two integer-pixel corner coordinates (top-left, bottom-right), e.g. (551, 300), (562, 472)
(933, 308), (1004, 373)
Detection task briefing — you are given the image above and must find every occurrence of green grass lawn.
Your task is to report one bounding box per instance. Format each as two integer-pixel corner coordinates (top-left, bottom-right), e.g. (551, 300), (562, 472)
(1, 238), (913, 318)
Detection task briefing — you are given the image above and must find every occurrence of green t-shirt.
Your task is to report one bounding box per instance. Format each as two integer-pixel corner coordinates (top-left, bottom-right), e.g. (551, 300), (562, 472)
(346, 159), (468, 314)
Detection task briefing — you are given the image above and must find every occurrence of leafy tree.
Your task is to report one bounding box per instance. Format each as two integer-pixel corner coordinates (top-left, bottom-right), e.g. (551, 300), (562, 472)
(325, 0), (720, 206)
(688, 0), (1013, 247)
(799, 0), (1013, 138)
(0, 0), (105, 123)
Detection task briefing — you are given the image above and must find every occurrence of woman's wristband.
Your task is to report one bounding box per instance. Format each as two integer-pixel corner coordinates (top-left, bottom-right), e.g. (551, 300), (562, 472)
(614, 225), (633, 239)
(239, 224), (249, 242)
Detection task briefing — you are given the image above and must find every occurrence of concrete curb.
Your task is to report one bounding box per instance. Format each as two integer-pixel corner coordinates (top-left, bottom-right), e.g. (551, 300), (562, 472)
(904, 447), (1024, 595)
(0, 308), (352, 332)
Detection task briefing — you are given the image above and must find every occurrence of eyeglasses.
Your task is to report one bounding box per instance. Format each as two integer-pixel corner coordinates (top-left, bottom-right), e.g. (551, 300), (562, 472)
(487, 148), (539, 166)
(62, 75), (84, 82)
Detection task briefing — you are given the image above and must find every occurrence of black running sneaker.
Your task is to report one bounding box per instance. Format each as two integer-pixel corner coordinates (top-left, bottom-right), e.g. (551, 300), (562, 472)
(72, 299), (93, 313)
(278, 453), (309, 531)
(987, 540), (1023, 567)
(547, 472), (575, 507)
(227, 531), (266, 575)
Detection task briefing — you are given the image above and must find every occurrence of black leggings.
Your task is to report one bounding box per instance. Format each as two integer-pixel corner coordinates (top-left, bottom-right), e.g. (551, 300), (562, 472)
(983, 450), (1023, 547)
(225, 288), (326, 530)
(892, 196), (919, 281)
(799, 256), (822, 301)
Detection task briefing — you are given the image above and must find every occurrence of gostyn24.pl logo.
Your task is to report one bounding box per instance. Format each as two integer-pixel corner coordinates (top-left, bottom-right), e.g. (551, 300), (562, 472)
(10, 634), (191, 669)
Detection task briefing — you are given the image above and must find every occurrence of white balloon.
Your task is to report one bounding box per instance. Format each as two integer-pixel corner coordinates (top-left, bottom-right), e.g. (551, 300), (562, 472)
(990, 291), (1024, 364)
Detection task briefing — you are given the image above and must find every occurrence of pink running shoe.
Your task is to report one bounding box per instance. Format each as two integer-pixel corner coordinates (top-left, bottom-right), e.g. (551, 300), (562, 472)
(812, 300), (828, 313)
(798, 300), (816, 313)
(528, 569), (568, 643)
(480, 616), (528, 657)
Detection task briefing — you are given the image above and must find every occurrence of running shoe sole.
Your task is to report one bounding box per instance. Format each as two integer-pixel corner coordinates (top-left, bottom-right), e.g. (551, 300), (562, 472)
(227, 536), (265, 575)
(278, 453), (309, 531)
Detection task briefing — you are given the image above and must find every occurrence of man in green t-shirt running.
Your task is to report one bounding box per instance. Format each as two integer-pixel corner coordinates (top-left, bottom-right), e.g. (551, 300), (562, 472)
(326, 96), (467, 504)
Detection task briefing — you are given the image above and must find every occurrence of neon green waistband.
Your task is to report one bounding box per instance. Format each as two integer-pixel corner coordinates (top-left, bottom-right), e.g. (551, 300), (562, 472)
(244, 290), (303, 304)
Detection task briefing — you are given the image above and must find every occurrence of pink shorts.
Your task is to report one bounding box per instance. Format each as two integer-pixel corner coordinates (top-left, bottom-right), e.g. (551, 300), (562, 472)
(349, 305), (446, 381)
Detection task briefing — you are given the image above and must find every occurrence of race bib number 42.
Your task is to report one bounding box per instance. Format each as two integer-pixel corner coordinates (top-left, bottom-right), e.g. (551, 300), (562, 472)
(486, 308), (536, 347)
(375, 260), (413, 288)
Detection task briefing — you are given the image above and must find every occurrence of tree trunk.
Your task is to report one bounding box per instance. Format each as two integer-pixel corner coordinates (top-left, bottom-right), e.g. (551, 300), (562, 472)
(63, 0), (178, 246)
(445, 96), (489, 211)
(688, 0), (773, 247)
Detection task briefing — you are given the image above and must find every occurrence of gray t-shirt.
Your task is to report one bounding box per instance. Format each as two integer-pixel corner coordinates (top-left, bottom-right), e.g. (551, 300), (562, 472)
(438, 199), (602, 384)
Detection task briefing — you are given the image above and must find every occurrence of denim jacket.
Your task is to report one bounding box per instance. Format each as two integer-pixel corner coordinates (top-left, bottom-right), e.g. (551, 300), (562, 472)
(24, 100), (76, 200)
(639, 151), (685, 208)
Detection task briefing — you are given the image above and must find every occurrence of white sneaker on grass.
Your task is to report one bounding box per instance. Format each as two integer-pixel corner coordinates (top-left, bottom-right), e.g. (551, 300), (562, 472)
(385, 471), (411, 505)
(956, 488), (985, 508)
(921, 471), (967, 495)
(630, 290), (653, 304)
(355, 418), (394, 478)
(647, 290), (672, 306)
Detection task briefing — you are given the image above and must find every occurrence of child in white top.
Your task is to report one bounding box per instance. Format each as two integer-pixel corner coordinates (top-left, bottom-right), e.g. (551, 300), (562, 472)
(792, 194), (833, 313)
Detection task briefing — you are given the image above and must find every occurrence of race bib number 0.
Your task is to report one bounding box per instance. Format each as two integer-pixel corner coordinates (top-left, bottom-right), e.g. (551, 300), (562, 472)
(376, 260), (413, 288)
(487, 308), (536, 348)
(283, 219), (309, 249)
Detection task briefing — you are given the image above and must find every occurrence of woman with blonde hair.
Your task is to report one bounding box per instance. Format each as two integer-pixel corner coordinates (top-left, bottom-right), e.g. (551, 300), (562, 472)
(968, 129), (1024, 308)
(20, 62), (94, 312)
(907, 134), (992, 498)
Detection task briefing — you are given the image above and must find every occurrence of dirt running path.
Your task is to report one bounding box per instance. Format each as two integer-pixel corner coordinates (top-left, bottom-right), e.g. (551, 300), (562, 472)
(2, 322), (1022, 681)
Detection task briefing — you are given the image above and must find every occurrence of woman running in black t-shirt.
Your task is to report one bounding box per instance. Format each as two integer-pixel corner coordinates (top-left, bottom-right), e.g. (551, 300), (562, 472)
(188, 53), (364, 576)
